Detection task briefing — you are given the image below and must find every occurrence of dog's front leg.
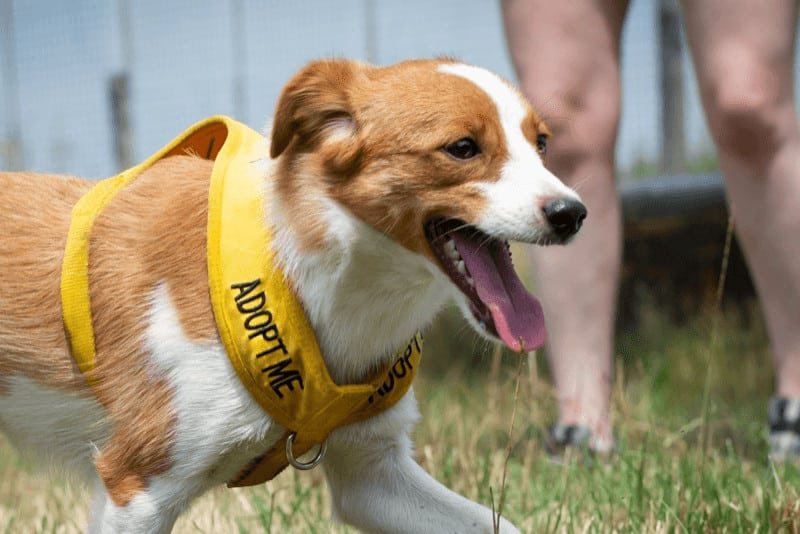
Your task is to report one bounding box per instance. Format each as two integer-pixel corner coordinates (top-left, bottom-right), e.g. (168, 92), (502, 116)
(87, 478), (183, 534)
(323, 391), (519, 534)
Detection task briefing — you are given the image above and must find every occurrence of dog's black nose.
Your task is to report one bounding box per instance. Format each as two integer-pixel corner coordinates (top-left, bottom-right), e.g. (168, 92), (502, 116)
(543, 198), (587, 240)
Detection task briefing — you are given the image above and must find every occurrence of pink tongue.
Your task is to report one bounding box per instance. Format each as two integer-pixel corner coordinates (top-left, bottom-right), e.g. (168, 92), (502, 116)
(451, 233), (546, 352)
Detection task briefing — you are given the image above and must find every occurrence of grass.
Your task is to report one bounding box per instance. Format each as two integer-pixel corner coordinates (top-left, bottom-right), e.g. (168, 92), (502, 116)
(2, 304), (800, 532)
(624, 150), (720, 180)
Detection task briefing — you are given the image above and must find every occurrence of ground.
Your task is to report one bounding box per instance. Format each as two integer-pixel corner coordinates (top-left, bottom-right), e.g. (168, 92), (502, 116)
(2, 305), (799, 533)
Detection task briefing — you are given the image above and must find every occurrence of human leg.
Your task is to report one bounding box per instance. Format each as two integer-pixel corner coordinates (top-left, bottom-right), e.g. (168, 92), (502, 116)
(502, 0), (629, 451)
(681, 0), (800, 453)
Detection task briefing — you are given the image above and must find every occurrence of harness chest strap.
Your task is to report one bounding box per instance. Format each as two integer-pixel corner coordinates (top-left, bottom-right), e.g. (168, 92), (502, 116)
(61, 115), (422, 488)
(229, 333), (422, 486)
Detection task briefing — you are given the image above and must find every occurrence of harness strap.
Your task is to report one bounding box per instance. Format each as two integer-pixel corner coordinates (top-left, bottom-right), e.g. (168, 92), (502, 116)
(61, 116), (422, 488)
(61, 117), (231, 381)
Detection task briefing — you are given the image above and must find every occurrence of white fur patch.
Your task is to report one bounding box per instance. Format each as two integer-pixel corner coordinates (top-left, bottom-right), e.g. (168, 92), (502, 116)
(82, 285), (289, 532)
(144, 284), (282, 482)
(0, 375), (107, 480)
(264, 174), (454, 384)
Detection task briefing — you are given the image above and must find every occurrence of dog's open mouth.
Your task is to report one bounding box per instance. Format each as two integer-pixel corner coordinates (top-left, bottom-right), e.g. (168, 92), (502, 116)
(424, 218), (545, 352)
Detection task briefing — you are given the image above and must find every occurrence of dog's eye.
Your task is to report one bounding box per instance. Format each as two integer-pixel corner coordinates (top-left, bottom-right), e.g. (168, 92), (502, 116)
(444, 138), (481, 160)
(536, 133), (548, 156)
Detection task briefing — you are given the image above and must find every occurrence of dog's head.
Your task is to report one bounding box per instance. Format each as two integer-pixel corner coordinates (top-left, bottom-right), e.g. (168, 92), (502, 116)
(270, 58), (585, 352)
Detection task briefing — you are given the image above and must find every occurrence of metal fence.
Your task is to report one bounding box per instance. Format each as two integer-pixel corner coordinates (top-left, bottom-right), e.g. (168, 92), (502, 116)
(4, 1), (800, 178)
(1, 0), (520, 177)
(0, 0), (729, 179)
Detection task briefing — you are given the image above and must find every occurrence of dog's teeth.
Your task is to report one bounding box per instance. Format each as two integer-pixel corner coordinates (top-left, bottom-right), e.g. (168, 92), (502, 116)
(466, 274), (475, 287)
(445, 239), (460, 260)
(456, 260), (466, 275)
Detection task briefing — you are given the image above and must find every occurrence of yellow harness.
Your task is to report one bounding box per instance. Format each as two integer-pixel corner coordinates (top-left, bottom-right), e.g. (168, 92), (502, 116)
(60, 116), (421, 487)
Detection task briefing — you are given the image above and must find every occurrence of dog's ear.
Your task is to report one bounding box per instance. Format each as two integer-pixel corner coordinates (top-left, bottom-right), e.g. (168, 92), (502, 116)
(270, 59), (363, 172)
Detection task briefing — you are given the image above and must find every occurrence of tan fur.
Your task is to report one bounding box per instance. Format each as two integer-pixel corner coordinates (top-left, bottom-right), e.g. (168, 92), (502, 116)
(270, 59), (541, 258)
(522, 109), (551, 152)
(0, 171), (92, 395)
(86, 156), (217, 506)
(0, 157), (218, 506)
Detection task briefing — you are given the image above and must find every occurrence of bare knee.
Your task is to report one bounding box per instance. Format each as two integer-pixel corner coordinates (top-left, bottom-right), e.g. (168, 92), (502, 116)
(520, 76), (620, 181)
(703, 56), (795, 169)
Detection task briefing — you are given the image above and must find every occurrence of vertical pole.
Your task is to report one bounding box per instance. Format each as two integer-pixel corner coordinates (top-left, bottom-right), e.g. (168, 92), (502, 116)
(111, 0), (134, 170)
(364, 0), (377, 63)
(658, 0), (685, 174)
(118, 0), (132, 71)
(1, 0), (24, 170)
(231, 0), (247, 121)
(110, 73), (132, 170)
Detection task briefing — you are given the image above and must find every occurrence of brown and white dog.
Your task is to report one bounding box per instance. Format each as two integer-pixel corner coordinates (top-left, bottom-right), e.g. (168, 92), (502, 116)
(0, 59), (585, 533)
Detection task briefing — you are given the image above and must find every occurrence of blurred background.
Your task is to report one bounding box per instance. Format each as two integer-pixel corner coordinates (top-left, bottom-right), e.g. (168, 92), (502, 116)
(2, 0), (796, 330)
(0, 0), (760, 178)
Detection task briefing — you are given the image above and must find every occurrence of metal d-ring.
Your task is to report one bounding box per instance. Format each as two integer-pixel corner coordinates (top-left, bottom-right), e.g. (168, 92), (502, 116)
(285, 432), (327, 470)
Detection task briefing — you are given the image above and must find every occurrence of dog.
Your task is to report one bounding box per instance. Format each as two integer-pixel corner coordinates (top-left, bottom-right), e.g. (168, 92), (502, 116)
(0, 58), (585, 533)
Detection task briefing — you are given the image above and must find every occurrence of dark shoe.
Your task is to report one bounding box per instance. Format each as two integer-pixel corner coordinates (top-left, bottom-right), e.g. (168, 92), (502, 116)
(545, 423), (614, 464)
(768, 396), (800, 463)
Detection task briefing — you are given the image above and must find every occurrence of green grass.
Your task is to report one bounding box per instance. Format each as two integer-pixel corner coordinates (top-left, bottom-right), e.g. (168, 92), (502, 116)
(624, 151), (719, 180)
(2, 304), (799, 532)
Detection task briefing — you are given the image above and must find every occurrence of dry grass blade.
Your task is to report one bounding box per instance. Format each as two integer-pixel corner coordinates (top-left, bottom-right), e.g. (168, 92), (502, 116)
(493, 353), (526, 533)
(700, 214), (735, 468)
(714, 215), (735, 310)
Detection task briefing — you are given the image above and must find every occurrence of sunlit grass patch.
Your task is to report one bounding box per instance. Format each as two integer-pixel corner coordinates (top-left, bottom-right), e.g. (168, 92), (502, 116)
(1, 304), (796, 532)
